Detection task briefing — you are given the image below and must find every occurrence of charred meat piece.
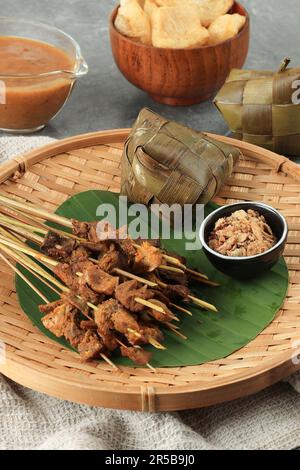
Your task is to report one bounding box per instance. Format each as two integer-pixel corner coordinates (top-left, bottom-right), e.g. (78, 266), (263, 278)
(80, 320), (98, 330)
(42, 303), (85, 349)
(94, 299), (119, 351)
(165, 284), (190, 302)
(98, 249), (129, 273)
(111, 306), (141, 345)
(83, 265), (118, 296)
(134, 241), (163, 273)
(117, 238), (137, 259)
(140, 322), (164, 344)
(41, 232), (77, 262)
(147, 300), (174, 323)
(136, 238), (161, 248)
(115, 280), (154, 312)
(159, 269), (188, 286)
(41, 303), (72, 338)
(39, 299), (63, 315)
(72, 220), (116, 252)
(54, 261), (100, 304)
(77, 330), (104, 361)
(120, 345), (152, 366)
(70, 245), (91, 262)
(63, 311), (85, 348)
(61, 292), (91, 318)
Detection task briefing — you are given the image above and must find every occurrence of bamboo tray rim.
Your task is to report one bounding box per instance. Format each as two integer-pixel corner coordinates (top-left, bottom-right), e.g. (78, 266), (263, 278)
(0, 128), (299, 411)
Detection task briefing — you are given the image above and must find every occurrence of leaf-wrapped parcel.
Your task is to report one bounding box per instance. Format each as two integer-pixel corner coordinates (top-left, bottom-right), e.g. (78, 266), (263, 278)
(214, 61), (300, 156)
(121, 108), (241, 206)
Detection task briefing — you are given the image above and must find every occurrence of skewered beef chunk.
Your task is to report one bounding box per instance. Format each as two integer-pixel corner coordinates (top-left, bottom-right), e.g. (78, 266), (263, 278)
(83, 265), (118, 296)
(115, 280), (154, 312)
(39, 299), (63, 314)
(165, 285), (190, 302)
(159, 269), (188, 286)
(120, 346), (152, 366)
(61, 292), (91, 318)
(41, 232), (77, 262)
(41, 303), (84, 349)
(117, 238), (137, 259)
(72, 220), (99, 241)
(54, 261), (100, 304)
(94, 299), (119, 351)
(111, 307), (141, 344)
(134, 241), (163, 273)
(63, 312), (85, 348)
(80, 320), (98, 330)
(98, 249), (129, 273)
(77, 330), (104, 361)
(147, 300), (174, 323)
(140, 323), (164, 344)
(72, 220), (116, 252)
(136, 238), (161, 248)
(70, 245), (91, 262)
(41, 301), (104, 361)
(41, 303), (72, 337)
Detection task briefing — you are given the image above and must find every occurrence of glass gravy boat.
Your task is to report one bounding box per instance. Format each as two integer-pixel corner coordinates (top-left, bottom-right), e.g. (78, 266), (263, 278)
(0, 17), (88, 133)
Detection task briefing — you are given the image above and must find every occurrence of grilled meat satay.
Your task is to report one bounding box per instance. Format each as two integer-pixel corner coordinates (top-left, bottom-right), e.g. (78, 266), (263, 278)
(94, 299), (119, 351)
(40, 302), (104, 361)
(134, 241), (163, 273)
(83, 264), (119, 296)
(39, 299), (63, 314)
(115, 280), (154, 312)
(61, 292), (91, 317)
(77, 330), (104, 361)
(120, 345), (152, 366)
(54, 261), (101, 304)
(146, 300), (175, 323)
(98, 248), (129, 273)
(41, 232), (77, 262)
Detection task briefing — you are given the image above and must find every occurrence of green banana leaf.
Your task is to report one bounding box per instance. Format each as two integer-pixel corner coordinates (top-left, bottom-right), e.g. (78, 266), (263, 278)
(16, 190), (288, 368)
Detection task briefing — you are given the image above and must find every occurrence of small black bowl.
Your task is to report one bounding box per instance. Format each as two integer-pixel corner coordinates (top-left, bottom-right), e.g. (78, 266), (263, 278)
(199, 202), (288, 279)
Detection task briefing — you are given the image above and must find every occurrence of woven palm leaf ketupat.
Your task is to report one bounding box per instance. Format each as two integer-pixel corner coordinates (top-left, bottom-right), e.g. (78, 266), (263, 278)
(121, 108), (241, 205)
(214, 59), (300, 156)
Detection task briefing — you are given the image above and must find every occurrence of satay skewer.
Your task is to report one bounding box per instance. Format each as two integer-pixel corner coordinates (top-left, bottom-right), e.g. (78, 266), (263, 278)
(0, 234), (168, 352)
(0, 245), (158, 368)
(0, 195), (217, 283)
(0, 212), (218, 312)
(115, 338), (156, 372)
(0, 248), (117, 369)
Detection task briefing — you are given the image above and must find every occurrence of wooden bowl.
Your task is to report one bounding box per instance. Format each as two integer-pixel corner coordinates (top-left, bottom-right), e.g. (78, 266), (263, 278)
(109, 2), (250, 106)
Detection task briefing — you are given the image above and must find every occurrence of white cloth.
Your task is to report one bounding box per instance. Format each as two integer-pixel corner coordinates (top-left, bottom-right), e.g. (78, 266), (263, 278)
(0, 135), (300, 451)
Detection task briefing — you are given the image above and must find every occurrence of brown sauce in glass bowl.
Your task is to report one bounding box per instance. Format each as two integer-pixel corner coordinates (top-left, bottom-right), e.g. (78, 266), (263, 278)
(0, 36), (75, 131)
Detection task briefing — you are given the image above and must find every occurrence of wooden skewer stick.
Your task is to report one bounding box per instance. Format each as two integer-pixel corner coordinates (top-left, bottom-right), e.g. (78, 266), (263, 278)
(135, 297), (179, 322)
(0, 207), (84, 242)
(127, 329), (166, 351)
(112, 267), (158, 287)
(188, 295), (218, 313)
(0, 235), (58, 267)
(0, 221), (44, 245)
(100, 353), (120, 370)
(0, 244), (61, 297)
(165, 323), (187, 340)
(158, 264), (185, 274)
(170, 303), (193, 317)
(0, 193), (73, 228)
(0, 250), (49, 303)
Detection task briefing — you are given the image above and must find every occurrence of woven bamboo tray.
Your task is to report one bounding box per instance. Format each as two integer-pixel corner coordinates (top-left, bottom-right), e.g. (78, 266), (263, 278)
(0, 129), (300, 412)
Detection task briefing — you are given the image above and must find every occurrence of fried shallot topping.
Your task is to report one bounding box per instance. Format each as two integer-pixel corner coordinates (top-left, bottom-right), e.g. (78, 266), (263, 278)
(209, 209), (277, 257)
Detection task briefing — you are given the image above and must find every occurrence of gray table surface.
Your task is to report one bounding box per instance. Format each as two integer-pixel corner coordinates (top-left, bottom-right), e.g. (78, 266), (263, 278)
(1, 0), (299, 140)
